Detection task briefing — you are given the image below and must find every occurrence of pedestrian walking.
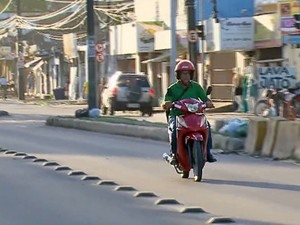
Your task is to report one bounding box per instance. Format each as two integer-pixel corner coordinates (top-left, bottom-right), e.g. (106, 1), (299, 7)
(232, 67), (243, 112)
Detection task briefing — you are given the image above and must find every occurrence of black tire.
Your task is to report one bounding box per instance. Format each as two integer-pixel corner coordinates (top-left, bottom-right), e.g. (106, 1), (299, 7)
(254, 100), (269, 117)
(191, 141), (205, 182)
(147, 109), (153, 117)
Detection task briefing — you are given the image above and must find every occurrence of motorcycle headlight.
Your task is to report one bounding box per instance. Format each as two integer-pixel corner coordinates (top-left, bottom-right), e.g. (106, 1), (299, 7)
(185, 103), (198, 113)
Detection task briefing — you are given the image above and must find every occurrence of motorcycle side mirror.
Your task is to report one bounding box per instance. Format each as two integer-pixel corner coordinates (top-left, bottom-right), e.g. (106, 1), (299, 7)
(206, 86), (212, 95)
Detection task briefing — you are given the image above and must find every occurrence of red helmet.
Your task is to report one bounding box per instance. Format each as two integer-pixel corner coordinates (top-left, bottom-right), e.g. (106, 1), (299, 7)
(175, 60), (195, 80)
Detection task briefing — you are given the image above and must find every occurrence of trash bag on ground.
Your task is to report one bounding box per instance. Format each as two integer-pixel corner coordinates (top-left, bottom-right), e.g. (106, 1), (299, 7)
(89, 108), (100, 118)
(218, 119), (248, 137)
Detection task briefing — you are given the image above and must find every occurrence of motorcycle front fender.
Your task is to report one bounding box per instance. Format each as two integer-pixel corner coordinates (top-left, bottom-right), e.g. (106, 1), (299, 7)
(185, 133), (204, 144)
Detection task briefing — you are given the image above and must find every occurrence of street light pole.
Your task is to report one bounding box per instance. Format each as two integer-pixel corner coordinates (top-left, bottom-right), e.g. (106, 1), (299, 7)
(185, 0), (198, 82)
(16, 0), (25, 100)
(87, 0), (97, 109)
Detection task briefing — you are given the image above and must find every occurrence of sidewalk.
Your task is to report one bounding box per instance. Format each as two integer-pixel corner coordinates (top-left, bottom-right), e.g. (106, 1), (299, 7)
(2, 96), (234, 114)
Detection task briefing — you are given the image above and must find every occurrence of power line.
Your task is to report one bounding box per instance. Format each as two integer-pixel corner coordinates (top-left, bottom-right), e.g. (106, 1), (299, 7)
(0, 0), (14, 14)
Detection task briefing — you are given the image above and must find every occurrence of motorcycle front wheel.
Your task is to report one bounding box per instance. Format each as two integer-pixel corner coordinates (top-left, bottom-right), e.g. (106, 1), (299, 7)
(254, 100), (270, 117)
(191, 141), (205, 182)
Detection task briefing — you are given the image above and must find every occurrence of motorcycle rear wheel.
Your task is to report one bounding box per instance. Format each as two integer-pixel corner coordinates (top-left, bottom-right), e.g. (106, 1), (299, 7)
(192, 141), (205, 182)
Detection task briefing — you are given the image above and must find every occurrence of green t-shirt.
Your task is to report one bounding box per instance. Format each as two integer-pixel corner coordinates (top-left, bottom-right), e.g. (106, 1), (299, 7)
(164, 81), (208, 116)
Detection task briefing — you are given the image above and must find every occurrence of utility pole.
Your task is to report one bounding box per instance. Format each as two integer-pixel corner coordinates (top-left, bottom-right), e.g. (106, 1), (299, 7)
(212, 0), (219, 23)
(185, 0), (198, 82)
(16, 0), (25, 100)
(87, 0), (97, 109)
(170, 0), (177, 83)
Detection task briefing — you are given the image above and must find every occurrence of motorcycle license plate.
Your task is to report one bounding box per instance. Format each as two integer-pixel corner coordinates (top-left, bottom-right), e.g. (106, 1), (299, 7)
(127, 103), (140, 108)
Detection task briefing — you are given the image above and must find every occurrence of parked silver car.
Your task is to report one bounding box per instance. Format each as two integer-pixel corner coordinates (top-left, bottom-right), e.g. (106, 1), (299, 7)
(101, 71), (154, 116)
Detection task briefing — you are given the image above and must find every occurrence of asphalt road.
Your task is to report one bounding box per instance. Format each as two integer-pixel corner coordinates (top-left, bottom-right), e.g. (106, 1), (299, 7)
(0, 101), (299, 225)
(0, 155), (206, 225)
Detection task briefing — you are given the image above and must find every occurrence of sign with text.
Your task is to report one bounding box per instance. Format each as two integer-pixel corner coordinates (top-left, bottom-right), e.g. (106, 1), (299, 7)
(258, 66), (297, 89)
(219, 17), (254, 51)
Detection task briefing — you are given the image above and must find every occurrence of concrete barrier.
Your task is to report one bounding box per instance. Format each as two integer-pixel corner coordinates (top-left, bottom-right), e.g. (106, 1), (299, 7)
(293, 136), (300, 161)
(272, 121), (300, 160)
(226, 138), (245, 151)
(244, 118), (268, 155)
(212, 134), (229, 150)
(212, 133), (245, 152)
(261, 117), (286, 157)
(212, 119), (227, 132)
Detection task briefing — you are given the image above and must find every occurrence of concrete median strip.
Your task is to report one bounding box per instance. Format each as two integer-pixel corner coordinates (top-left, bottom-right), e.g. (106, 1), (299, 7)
(46, 116), (169, 142)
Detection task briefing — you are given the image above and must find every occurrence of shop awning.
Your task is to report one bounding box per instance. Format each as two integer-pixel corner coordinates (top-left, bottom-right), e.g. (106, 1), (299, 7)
(24, 57), (42, 68)
(141, 52), (170, 64)
(254, 58), (287, 64)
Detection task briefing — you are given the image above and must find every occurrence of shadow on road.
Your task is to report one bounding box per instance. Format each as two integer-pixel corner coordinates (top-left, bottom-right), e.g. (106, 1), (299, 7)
(204, 178), (300, 192)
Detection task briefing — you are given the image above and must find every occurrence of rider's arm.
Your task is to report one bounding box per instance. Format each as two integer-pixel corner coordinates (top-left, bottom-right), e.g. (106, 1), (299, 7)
(196, 84), (214, 108)
(162, 101), (173, 111)
(205, 100), (215, 108)
(161, 87), (174, 111)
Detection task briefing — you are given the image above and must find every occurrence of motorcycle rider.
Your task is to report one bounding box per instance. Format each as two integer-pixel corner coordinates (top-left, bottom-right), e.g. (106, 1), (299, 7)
(162, 59), (217, 163)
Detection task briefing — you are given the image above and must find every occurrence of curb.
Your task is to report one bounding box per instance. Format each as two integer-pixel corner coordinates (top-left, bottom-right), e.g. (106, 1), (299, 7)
(46, 116), (169, 142)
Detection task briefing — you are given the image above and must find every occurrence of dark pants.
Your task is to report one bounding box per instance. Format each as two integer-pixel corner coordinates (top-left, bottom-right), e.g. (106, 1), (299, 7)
(168, 115), (212, 155)
(1, 85), (7, 99)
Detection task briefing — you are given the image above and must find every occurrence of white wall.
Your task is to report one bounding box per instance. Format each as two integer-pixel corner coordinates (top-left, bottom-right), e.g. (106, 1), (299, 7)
(283, 45), (300, 81)
(110, 22), (137, 55)
(155, 30), (171, 50)
(134, 0), (187, 29)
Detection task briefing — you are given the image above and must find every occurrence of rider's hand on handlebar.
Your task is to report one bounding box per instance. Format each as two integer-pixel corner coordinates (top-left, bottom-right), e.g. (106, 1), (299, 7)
(163, 101), (173, 111)
(206, 101), (215, 108)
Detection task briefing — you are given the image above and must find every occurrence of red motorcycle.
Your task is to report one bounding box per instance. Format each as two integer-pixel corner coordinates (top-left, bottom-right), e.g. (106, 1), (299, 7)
(163, 88), (212, 182)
